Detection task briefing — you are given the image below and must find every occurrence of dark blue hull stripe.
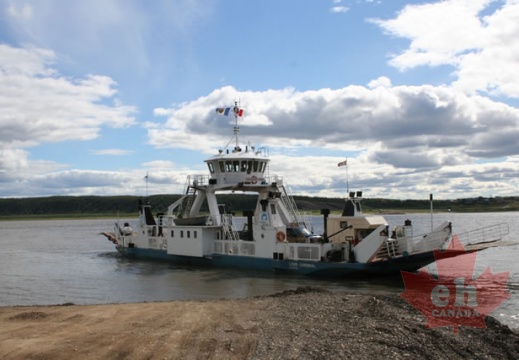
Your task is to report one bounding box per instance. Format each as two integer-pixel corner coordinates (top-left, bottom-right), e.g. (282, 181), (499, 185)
(117, 247), (438, 277)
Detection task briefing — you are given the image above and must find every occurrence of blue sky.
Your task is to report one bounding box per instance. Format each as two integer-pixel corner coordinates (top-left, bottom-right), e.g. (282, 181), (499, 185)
(1, 0), (519, 199)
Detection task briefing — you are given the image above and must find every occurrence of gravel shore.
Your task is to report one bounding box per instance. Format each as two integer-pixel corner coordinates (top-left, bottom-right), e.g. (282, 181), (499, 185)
(1, 287), (517, 359)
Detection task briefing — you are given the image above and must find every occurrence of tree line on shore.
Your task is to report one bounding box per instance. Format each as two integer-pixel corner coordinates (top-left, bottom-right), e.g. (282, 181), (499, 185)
(0, 194), (518, 218)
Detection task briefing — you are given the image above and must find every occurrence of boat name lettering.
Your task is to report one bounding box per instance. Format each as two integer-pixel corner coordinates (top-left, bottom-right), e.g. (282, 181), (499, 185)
(288, 262), (316, 269)
(299, 263), (316, 269)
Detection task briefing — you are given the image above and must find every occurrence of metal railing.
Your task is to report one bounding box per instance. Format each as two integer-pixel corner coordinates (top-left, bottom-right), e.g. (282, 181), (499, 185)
(456, 223), (509, 246)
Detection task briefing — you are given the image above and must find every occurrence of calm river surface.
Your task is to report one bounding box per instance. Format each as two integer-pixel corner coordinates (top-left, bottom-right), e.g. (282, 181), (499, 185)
(1, 212), (518, 330)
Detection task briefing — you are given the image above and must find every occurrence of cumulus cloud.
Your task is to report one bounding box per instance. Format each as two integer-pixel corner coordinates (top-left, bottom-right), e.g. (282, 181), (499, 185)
(0, 44), (135, 146)
(0, 167), (185, 198)
(145, 83), (519, 198)
(0, 44), (136, 189)
(372, 0), (519, 98)
(150, 84), (519, 160)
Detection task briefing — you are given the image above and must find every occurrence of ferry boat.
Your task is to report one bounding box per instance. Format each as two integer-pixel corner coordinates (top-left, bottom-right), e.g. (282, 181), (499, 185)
(100, 104), (497, 277)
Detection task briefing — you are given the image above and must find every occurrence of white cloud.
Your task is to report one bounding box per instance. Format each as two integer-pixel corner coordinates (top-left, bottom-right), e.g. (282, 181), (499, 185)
(150, 84), (519, 160)
(330, 6), (349, 13)
(91, 149), (135, 156)
(144, 83), (519, 198)
(368, 76), (392, 89)
(0, 44), (136, 147)
(7, 2), (33, 19)
(0, 43), (136, 190)
(0, 43), (54, 76)
(372, 0), (519, 98)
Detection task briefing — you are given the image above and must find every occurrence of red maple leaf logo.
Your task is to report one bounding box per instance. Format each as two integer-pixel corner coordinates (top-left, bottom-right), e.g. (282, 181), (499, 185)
(400, 235), (510, 333)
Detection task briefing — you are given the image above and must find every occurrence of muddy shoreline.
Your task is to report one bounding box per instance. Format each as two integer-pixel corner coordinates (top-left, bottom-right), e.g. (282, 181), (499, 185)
(1, 287), (517, 359)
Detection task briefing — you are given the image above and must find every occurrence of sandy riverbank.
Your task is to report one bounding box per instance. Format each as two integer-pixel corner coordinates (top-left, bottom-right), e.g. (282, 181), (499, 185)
(1, 287), (517, 359)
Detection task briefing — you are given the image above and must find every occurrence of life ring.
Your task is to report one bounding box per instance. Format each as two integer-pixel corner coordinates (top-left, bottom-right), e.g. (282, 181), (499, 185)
(276, 231), (286, 242)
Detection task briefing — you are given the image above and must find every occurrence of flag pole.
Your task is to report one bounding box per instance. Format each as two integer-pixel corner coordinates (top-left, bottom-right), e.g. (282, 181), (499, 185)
(145, 172), (149, 198)
(430, 193), (434, 232)
(337, 159), (348, 193)
(346, 161), (349, 194)
(216, 103), (244, 152)
(233, 101), (240, 151)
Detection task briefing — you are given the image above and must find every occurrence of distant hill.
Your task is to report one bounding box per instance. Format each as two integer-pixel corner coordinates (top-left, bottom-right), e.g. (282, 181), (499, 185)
(1, 194), (518, 219)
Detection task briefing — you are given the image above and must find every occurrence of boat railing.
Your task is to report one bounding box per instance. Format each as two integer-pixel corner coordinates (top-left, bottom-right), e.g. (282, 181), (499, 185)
(380, 239), (399, 258)
(409, 234), (444, 253)
(185, 174), (210, 189)
(377, 237), (411, 259)
(276, 242), (323, 261)
(214, 239), (256, 256)
(406, 221), (453, 253)
(263, 175), (283, 186)
(455, 222), (509, 246)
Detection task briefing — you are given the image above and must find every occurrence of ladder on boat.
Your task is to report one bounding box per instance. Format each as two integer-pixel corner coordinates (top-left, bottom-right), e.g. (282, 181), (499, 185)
(179, 175), (203, 218)
(180, 189), (195, 218)
(278, 181), (302, 224)
(221, 214), (239, 240)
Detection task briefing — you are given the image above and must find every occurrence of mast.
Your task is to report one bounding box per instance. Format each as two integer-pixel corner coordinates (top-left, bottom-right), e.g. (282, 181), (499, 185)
(233, 101), (241, 152)
(215, 102), (244, 152)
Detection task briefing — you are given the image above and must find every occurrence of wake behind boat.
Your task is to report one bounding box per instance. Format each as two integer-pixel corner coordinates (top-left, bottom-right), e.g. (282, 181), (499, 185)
(100, 103), (509, 277)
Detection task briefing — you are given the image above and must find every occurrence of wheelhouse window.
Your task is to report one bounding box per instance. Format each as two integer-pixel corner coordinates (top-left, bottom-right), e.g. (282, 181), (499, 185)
(219, 161), (225, 172)
(225, 160), (241, 172)
(225, 161), (231, 172)
(207, 162), (215, 173)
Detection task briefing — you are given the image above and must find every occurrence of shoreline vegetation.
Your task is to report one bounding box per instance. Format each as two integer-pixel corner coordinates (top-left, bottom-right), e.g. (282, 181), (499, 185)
(1, 288), (517, 359)
(1, 195), (519, 220)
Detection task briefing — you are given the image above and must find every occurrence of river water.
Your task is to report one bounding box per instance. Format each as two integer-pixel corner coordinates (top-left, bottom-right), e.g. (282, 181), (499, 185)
(1, 212), (518, 330)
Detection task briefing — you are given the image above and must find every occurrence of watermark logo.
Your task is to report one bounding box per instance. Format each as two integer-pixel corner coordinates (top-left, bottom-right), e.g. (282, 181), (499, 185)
(400, 235), (510, 333)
